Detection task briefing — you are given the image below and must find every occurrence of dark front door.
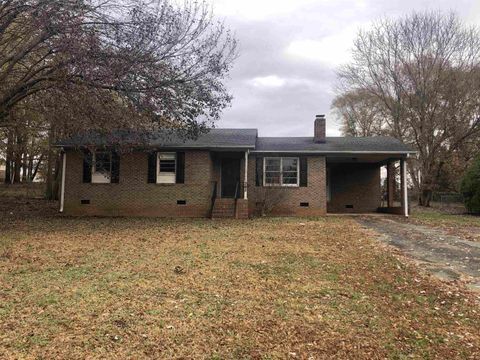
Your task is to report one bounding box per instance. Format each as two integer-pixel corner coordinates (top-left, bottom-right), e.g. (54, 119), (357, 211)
(221, 158), (241, 198)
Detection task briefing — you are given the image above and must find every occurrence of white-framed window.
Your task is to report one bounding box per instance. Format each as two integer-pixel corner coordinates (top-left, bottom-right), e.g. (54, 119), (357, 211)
(157, 152), (176, 183)
(264, 157), (299, 187)
(92, 151), (111, 183)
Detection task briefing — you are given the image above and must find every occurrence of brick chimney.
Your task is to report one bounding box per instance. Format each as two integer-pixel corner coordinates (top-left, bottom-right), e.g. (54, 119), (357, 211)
(314, 114), (326, 143)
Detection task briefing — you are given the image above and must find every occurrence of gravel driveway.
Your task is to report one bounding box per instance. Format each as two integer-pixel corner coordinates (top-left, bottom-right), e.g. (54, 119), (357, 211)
(358, 216), (480, 291)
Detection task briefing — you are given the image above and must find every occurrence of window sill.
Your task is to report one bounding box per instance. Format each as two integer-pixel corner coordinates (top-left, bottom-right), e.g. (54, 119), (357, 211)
(262, 185), (300, 188)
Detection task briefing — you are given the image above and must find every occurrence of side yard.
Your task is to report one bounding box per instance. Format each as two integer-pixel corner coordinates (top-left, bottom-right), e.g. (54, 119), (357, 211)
(0, 200), (479, 359)
(410, 204), (480, 242)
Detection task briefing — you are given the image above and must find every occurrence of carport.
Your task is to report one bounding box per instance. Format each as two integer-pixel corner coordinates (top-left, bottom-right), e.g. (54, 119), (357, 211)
(326, 153), (411, 216)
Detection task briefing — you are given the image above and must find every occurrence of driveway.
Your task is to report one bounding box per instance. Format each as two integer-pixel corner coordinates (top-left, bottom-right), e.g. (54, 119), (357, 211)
(358, 216), (480, 291)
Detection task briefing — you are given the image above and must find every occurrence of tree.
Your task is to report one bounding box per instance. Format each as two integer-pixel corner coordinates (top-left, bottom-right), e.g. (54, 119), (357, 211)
(336, 11), (480, 206)
(460, 156), (480, 214)
(332, 90), (385, 137)
(0, 0), (237, 134)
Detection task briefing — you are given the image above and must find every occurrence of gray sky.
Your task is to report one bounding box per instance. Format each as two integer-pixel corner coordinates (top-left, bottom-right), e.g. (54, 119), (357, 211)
(211, 0), (480, 136)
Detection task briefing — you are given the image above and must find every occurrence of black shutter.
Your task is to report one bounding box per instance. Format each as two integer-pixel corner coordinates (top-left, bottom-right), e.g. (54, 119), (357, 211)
(82, 150), (92, 183)
(176, 152), (185, 184)
(255, 156), (263, 186)
(147, 151), (157, 183)
(111, 151), (120, 183)
(299, 156), (308, 187)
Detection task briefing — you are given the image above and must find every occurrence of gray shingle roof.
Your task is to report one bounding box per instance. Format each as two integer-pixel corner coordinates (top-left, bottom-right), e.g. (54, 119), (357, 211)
(55, 129), (258, 149)
(56, 129), (415, 154)
(254, 136), (415, 153)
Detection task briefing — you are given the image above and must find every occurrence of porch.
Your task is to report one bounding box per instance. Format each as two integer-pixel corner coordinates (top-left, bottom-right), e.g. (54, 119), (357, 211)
(210, 151), (249, 219)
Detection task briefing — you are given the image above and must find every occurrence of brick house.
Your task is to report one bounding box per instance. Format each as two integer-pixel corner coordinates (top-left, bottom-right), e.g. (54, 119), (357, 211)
(55, 115), (415, 218)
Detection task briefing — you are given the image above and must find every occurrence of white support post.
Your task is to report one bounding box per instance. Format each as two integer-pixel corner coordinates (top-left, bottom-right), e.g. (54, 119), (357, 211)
(59, 151), (66, 213)
(401, 158), (408, 217)
(243, 150), (248, 200)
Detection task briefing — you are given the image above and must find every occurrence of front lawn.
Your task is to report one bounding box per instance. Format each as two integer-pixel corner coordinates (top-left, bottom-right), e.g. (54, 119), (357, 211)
(0, 212), (479, 359)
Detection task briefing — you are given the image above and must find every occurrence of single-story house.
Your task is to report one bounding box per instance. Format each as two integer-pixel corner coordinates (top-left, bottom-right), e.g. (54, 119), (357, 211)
(54, 115), (416, 218)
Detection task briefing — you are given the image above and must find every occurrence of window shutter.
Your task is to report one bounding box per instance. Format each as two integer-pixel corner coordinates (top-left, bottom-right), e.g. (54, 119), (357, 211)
(255, 156), (263, 186)
(147, 151), (157, 183)
(176, 152), (185, 184)
(111, 151), (120, 183)
(82, 150), (92, 183)
(299, 157), (308, 187)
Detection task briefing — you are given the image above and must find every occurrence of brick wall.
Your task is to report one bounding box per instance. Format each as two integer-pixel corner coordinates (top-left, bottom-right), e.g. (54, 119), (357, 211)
(247, 155), (327, 216)
(327, 163), (380, 213)
(64, 150), (380, 217)
(64, 150), (215, 216)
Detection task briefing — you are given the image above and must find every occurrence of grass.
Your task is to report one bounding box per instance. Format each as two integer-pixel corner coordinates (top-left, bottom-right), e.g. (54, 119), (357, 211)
(1, 212), (479, 359)
(410, 205), (480, 241)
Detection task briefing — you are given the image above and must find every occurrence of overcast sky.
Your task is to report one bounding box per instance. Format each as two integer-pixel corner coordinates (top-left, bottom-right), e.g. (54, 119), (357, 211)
(210, 0), (480, 136)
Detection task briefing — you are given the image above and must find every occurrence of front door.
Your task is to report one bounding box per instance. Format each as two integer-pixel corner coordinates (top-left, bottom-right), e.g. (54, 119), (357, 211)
(221, 158), (241, 198)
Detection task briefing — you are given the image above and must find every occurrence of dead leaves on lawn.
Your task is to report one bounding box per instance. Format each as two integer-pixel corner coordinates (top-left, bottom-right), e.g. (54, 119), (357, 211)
(0, 209), (479, 359)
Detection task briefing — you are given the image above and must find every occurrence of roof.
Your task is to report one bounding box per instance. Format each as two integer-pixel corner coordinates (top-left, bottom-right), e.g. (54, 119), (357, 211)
(55, 129), (415, 154)
(55, 129), (258, 150)
(255, 136), (416, 154)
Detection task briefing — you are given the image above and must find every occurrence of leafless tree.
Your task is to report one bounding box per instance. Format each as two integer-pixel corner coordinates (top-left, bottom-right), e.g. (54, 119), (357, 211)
(337, 11), (480, 206)
(331, 89), (386, 136)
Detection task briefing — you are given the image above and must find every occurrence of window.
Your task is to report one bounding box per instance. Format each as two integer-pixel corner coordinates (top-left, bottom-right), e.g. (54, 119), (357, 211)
(264, 157), (299, 186)
(157, 152), (176, 183)
(92, 151), (111, 183)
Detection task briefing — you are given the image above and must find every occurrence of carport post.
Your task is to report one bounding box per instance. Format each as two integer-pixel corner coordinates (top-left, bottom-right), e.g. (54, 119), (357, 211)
(400, 158), (408, 217)
(243, 150), (248, 200)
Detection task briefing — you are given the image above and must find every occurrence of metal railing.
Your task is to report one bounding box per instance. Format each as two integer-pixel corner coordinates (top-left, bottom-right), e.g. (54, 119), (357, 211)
(209, 181), (218, 218)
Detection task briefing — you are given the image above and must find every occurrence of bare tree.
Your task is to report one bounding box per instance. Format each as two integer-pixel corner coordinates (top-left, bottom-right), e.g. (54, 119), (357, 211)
(257, 188), (287, 216)
(337, 11), (480, 206)
(331, 89), (385, 136)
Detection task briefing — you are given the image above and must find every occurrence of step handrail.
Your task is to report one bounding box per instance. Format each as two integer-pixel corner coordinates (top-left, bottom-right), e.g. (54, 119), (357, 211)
(209, 181), (218, 218)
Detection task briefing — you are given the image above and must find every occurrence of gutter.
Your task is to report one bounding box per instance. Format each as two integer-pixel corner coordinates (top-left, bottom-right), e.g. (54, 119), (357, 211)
(250, 150), (417, 155)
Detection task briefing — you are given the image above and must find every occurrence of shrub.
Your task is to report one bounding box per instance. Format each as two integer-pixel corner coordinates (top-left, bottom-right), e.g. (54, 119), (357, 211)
(460, 156), (480, 214)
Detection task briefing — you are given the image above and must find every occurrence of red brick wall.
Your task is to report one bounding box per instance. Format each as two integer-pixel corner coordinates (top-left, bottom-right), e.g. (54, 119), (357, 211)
(64, 150), (380, 217)
(64, 150), (215, 216)
(247, 155), (327, 216)
(327, 163), (380, 213)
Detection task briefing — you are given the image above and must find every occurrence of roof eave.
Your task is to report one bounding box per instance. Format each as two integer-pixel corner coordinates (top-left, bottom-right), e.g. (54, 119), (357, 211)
(251, 150), (417, 155)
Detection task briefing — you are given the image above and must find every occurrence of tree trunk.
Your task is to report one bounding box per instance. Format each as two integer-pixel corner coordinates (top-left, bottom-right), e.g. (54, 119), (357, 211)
(419, 189), (432, 207)
(4, 130), (13, 184)
(52, 153), (61, 200)
(22, 152), (28, 182)
(45, 128), (56, 199)
(13, 137), (21, 183)
(31, 154), (43, 181)
(27, 154), (34, 181)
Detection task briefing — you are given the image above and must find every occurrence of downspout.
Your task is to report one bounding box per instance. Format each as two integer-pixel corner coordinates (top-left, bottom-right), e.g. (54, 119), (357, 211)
(243, 150), (249, 200)
(59, 149), (66, 213)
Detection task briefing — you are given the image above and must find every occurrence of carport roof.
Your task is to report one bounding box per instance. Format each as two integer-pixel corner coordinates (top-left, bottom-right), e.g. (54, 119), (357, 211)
(254, 136), (416, 154)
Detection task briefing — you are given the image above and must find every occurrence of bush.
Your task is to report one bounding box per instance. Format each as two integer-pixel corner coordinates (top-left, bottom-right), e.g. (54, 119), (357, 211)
(460, 156), (480, 214)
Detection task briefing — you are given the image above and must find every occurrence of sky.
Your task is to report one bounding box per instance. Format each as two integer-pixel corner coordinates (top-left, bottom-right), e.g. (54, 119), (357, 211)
(210, 0), (480, 136)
